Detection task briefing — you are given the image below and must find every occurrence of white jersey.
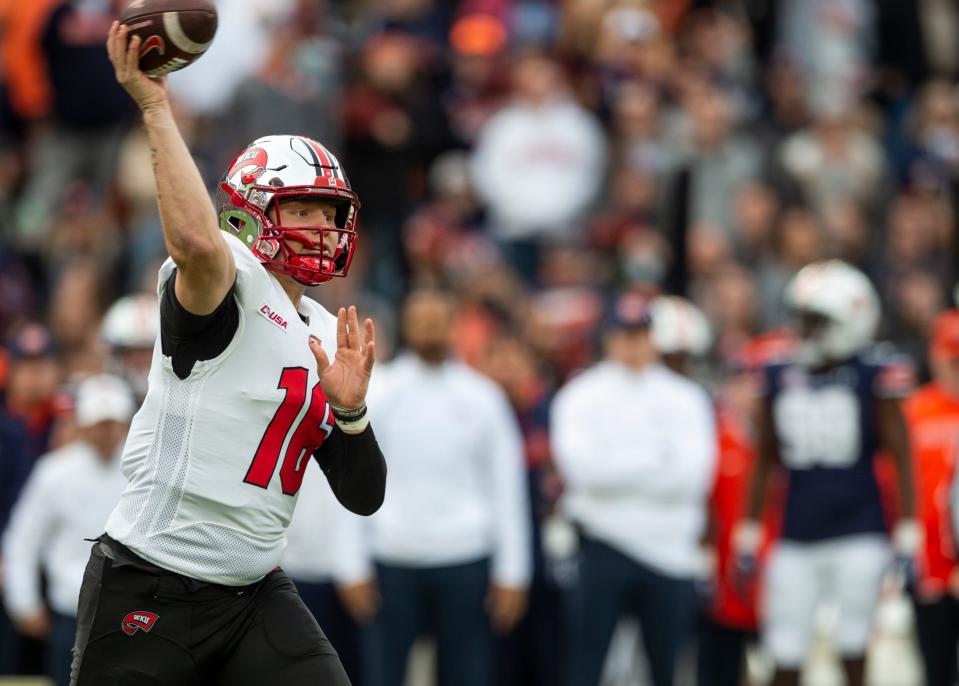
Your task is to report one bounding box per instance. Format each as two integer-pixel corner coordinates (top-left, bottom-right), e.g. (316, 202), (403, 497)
(105, 233), (339, 585)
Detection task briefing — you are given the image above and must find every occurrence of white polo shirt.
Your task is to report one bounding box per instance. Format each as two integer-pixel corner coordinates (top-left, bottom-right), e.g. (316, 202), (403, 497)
(358, 353), (531, 588)
(551, 361), (717, 577)
(3, 441), (127, 618)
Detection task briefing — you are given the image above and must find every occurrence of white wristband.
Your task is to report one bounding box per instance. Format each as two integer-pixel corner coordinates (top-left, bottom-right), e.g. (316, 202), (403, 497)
(336, 414), (370, 435)
(732, 520), (762, 555)
(893, 519), (922, 556)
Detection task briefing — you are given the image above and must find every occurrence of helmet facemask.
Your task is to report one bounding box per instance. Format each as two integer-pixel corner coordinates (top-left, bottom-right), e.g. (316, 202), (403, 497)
(792, 309), (833, 367)
(221, 183), (358, 287)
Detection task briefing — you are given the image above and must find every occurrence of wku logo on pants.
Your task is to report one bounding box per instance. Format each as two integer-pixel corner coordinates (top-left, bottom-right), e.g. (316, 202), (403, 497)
(121, 611), (159, 636)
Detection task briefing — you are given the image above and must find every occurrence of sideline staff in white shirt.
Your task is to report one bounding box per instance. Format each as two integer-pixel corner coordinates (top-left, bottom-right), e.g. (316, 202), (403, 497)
(3, 374), (134, 686)
(552, 292), (716, 686)
(339, 289), (531, 686)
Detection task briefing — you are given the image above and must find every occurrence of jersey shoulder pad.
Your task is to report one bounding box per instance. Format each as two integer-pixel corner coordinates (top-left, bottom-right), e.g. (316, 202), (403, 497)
(860, 343), (916, 398)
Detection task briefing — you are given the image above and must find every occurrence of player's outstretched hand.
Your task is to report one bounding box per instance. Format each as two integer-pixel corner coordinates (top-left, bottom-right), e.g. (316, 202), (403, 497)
(310, 306), (375, 410)
(106, 21), (169, 112)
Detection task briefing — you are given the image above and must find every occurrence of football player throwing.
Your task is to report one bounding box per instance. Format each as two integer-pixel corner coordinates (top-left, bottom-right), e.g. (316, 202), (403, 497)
(68, 23), (387, 686)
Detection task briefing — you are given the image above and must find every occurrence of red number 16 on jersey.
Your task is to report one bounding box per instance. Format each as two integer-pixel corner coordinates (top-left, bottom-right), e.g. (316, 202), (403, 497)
(244, 367), (335, 496)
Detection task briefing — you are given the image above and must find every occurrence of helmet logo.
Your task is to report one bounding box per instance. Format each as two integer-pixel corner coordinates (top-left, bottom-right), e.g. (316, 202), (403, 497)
(229, 147), (269, 187)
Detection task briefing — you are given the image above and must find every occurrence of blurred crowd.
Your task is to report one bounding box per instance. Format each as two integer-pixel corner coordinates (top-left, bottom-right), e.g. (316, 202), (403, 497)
(2, 0), (959, 684)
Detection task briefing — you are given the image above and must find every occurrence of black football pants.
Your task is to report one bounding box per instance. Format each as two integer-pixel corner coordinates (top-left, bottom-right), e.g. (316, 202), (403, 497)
(70, 538), (351, 686)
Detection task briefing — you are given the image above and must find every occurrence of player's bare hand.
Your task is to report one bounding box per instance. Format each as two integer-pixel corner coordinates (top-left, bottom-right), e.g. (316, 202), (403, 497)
(486, 585), (527, 634)
(337, 579), (380, 624)
(309, 306), (375, 410)
(15, 609), (51, 640)
(106, 21), (169, 112)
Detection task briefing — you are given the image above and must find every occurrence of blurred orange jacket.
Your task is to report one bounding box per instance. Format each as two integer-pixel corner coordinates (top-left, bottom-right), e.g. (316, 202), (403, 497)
(0, 0), (60, 120)
(904, 383), (959, 600)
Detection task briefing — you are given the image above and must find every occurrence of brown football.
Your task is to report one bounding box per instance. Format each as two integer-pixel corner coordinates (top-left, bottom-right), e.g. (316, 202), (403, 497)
(118, 0), (218, 77)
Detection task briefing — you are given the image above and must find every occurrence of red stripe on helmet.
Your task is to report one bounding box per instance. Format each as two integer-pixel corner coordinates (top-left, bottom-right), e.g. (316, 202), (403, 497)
(305, 138), (334, 179)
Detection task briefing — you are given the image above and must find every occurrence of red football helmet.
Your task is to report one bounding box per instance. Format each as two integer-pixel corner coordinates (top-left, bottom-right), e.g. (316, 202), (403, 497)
(215, 135), (361, 286)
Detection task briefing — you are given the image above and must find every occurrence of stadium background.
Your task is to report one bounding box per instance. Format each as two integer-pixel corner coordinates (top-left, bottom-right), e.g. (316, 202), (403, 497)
(0, 0), (956, 684)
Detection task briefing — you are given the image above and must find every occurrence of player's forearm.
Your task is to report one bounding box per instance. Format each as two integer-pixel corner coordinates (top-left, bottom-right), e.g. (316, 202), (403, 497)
(745, 402), (777, 520)
(142, 105), (221, 265)
(881, 399), (916, 518)
(315, 426), (387, 516)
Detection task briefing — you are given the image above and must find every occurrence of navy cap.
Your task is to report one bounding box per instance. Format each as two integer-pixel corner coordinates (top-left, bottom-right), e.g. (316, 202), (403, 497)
(7, 323), (57, 360)
(604, 292), (653, 330)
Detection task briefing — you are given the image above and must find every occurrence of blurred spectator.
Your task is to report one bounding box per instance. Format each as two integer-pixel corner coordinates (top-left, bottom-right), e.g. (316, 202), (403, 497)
(0, 246), (37, 336)
(14, 0), (134, 247)
(47, 257), (105, 379)
(608, 81), (671, 177)
(759, 58), (812, 144)
(470, 49), (606, 280)
(403, 151), (486, 289)
(879, 191), (954, 309)
(525, 264), (605, 384)
(354, 0), (451, 48)
(700, 262), (760, 362)
(551, 292), (716, 686)
(687, 223), (734, 299)
(666, 78), (763, 240)
(167, 0), (293, 115)
(101, 292), (159, 404)
(755, 206), (823, 329)
(0, 407), (25, 675)
(0, 323), (61, 673)
(887, 271), (949, 379)
(444, 13), (510, 146)
(875, 0), (944, 92)
(896, 79), (959, 187)
(345, 290), (531, 686)
(477, 332), (560, 686)
(344, 31), (452, 297)
(730, 182), (779, 269)
(914, 0), (959, 80)
(821, 198), (873, 273)
(777, 104), (887, 214)
(220, 0), (345, 170)
(2, 373), (132, 686)
(679, 8), (756, 110)
(0, 323), (60, 534)
(283, 466), (368, 686)
(907, 310), (959, 686)
(774, 0), (875, 113)
(586, 162), (665, 289)
(447, 260), (526, 367)
(0, 0), (60, 126)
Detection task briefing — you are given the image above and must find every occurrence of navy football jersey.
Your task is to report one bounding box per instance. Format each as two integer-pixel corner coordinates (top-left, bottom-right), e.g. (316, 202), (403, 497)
(764, 344), (914, 542)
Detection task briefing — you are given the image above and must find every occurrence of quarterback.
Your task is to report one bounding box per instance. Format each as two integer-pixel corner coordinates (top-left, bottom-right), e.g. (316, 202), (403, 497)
(69, 24), (386, 685)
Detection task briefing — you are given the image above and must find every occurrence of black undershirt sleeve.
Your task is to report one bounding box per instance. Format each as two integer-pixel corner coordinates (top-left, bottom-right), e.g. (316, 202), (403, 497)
(159, 270), (240, 379)
(313, 425), (387, 516)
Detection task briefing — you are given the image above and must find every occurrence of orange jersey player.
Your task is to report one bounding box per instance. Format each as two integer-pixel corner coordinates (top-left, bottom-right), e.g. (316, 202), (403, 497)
(700, 333), (791, 686)
(904, 309), (959, 686)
